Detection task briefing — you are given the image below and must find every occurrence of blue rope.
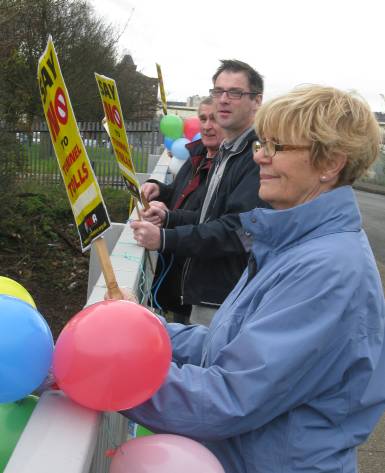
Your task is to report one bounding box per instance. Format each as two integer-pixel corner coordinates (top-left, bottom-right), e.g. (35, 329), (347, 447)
(152, 253), (175, 311)
(151, 250), (165, 289)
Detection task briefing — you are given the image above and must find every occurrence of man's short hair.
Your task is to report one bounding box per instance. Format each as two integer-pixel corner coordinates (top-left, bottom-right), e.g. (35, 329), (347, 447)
(212, 59), (264, 94)
(198, 96), (213, 113)
(199, 96), (213, 107)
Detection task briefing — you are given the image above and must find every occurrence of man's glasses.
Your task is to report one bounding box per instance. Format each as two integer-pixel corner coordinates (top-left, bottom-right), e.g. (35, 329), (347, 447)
(209, 88), (259, 100)
(254, 140), (311, 158)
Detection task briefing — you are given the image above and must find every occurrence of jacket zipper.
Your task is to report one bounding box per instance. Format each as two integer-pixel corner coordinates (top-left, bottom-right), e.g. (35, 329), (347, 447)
(180, 257), (192, 305)
(179, 134), (254, 305)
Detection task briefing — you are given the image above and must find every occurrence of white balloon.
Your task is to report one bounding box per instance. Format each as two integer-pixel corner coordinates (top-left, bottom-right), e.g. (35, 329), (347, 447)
(168, 156), (185, 177)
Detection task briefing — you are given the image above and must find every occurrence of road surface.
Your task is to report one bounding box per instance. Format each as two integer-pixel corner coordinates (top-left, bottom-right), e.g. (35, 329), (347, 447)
(355, 190), (385, 268)
(355, 190), (385, 473)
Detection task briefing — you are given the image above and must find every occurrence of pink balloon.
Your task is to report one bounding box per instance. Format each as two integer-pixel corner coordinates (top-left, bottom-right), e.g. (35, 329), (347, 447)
(109, 434), (225, 473)
(53, 300), (171, 411)
(183, 117), (201, 141)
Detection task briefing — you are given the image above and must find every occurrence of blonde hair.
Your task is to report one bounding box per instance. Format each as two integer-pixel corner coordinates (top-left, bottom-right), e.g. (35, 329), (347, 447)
(254, 85), (381, 185)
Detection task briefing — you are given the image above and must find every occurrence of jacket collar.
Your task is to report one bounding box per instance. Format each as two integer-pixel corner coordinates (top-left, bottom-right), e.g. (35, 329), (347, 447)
(220, 127), (256, 155)
(240, 186), (362, 256)
(186, 139), (206, 157)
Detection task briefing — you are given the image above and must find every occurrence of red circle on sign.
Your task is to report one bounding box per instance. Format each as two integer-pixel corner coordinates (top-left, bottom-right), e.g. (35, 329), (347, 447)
(55, 87), (68, 125)
(112, 106), (122, 128)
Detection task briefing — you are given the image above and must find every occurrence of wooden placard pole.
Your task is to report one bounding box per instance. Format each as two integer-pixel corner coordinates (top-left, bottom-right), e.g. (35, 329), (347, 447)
(93, 237), (125, 300)
(140, 191), (150, 211)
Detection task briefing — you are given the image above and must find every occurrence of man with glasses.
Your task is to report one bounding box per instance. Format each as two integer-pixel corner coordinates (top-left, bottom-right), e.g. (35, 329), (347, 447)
(131, 59), (267, 325)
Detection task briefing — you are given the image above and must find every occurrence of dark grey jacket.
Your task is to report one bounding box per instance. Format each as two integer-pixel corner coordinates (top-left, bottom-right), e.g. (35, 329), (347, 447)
(161, 128), (268, 306)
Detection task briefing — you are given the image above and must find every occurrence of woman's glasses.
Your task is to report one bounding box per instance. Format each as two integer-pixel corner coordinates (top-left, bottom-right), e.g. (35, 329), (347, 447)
(254, 140), (311, 158)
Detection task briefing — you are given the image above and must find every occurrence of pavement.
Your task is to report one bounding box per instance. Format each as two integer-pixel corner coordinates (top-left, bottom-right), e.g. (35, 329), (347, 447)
(354, 181), (385, 197)
(354, 181), (385, 473)
(359, 416), (385, 473)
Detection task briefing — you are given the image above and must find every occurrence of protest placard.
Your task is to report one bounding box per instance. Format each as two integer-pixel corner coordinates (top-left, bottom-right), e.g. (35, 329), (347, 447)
(95, 73), (143, 202)
(156, 63), (167, 115)
(38, 36), (123, 298)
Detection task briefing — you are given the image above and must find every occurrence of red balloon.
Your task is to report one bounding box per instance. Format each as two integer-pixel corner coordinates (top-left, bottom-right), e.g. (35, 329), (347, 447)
(53, 300), (171, 411)
(183, 117), (201, 141)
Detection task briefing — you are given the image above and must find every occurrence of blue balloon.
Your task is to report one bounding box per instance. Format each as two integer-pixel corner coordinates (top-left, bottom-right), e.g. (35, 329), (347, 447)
(191, 132), (201, 142)
(171, 138), (190, 160)
(0, 295), (54, 403)
(164, 136), (174, 151)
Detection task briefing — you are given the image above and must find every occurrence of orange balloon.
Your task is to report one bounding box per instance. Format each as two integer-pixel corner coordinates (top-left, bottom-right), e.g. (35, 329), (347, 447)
(53, 300), (171, 411)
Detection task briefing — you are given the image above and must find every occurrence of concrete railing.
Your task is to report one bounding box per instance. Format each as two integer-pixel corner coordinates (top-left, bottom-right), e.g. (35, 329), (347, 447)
(4, 151), (170, 473)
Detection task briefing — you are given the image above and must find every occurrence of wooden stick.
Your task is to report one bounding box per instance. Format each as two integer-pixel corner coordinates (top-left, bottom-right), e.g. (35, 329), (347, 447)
(140, 191), (150, 211)
(128, 194), (135, 217)
(93, 237), (125, 300)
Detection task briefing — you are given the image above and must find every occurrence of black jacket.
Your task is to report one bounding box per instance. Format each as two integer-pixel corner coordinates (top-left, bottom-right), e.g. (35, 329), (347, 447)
(148, 140), (213, 314)
(161, 128), (268, 306)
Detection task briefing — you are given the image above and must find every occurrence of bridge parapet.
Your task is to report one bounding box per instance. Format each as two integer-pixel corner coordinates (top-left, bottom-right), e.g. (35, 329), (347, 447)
(4, 150), (170, 473)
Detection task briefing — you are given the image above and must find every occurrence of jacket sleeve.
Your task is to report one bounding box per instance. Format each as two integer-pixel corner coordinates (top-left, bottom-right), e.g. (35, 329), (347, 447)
(122, 257), (383, 441)
(162, 158), (264, 258)
(146, 179), (175, 207)
(165, 208), (200, 227)
(165, 322), (209, 365)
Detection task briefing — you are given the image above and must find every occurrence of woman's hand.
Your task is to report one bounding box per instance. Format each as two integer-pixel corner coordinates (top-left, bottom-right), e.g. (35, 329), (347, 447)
(104, 287), (138, 303)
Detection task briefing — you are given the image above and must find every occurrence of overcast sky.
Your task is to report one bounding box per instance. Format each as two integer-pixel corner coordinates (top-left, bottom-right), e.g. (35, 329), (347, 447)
(90, 0), (385, 111)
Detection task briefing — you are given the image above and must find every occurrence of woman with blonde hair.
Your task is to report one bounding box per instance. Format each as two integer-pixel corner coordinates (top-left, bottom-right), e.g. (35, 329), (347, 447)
(122, 85), (385, 473)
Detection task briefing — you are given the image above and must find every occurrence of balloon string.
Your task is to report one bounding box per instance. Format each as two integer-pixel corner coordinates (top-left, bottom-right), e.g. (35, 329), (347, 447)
(138, 259), (153, 305)
(110, 244), (158, 310)
(152, 253), (174, 312)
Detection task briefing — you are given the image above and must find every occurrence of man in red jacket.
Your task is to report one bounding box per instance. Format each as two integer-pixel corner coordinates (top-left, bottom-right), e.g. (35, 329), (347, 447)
(141, 97), (223, 206)
(140, 97), (224, 322)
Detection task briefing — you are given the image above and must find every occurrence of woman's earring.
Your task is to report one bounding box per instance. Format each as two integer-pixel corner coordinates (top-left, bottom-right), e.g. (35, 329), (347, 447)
(320, 175), (328, 182)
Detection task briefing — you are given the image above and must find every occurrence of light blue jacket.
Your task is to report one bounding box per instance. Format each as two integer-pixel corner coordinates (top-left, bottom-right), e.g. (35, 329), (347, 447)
(124, 186), (385, 473)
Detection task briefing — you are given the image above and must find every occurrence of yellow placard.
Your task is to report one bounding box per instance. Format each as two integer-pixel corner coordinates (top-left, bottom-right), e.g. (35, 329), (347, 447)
(95, 73), (141, 199)
(37, 36), (110, 252)
(156, 63), (167, 115)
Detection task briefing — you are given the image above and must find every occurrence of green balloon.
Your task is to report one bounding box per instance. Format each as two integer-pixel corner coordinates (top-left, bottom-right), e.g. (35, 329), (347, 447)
(136, 424), (153, 437)
(160, 114), (184, 140)
(0, 395), (38, 471)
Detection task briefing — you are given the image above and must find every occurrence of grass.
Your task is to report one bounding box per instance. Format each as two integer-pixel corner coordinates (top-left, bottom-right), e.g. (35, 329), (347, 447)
(0, 181), (130, 338)
(18, 142), (149, 179)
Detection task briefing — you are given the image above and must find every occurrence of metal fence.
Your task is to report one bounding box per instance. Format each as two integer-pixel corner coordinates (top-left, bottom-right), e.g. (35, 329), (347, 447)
(5, 119), (162, 188)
